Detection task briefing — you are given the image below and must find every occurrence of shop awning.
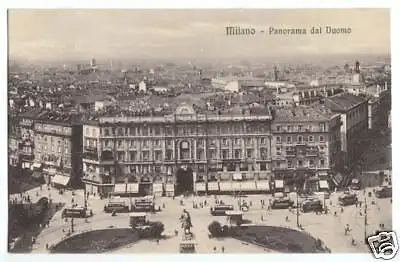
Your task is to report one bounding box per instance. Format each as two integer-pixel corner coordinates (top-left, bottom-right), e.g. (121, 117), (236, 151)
(52, 175), (70, 186)
(219, 182), (233, 191)
(319, 180), (329, 189)
(165, 184), (175, 192)
(114, 183), (127, 193)
(153, 183), (163, 193)
(195, 183), (206, 192)
(32, 171), (42, 179)
(240, 181), (257, 191)
(332, 173), (343, 186)
(126, 183), (139, 193)
(233, 173), (243, 181)
(275, 180), (284, 188)
(207, 182), (219, 191)
(256, 180), (270, 191)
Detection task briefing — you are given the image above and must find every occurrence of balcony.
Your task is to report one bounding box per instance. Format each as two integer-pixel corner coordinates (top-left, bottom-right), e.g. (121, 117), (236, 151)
(83, 151), (99, 161)
(286, 151), (296, 157)
(84, 146), (98, 152)
(306, 150), (319, 157)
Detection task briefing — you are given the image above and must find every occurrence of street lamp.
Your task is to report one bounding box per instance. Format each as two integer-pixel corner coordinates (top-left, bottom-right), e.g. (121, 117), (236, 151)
(364, 195), (368, 241)
(295, 186), (300, 228)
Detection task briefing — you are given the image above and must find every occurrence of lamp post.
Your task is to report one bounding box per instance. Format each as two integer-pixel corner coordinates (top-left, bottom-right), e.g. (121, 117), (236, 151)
(364, 195), (368, 241)
(296, 186), (300, 228)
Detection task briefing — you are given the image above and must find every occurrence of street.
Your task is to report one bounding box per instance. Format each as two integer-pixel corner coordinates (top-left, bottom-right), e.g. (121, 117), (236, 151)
(10, 185), (391, 254)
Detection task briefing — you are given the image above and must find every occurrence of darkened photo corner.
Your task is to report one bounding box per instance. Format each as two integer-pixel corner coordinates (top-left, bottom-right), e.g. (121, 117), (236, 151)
(7, 9), (394, 256)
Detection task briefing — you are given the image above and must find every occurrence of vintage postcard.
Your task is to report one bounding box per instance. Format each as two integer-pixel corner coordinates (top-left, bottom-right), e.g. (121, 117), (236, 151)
(7, 8), (394, 256)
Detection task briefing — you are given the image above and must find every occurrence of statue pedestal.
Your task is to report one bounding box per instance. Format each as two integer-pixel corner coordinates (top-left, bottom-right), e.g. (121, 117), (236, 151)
(179, 233), (197, 253)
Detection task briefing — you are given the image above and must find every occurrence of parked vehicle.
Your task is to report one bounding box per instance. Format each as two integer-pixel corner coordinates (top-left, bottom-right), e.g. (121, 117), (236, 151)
(350, 178), (362, 190)
(132, 196), (155, 212)
(301, 198), (323, 212)
(338, 192), (358, 206)
(271, 196), (294, 209)
(210, 204), (234, 216)
(375, 186), (392, 198)
(62, 206), (87, 218)
(104, 199), (130, 213)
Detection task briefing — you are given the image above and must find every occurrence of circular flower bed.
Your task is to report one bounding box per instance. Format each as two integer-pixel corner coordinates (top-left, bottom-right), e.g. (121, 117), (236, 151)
(50, 228), (139, 253)
(231, 226), (330, 253)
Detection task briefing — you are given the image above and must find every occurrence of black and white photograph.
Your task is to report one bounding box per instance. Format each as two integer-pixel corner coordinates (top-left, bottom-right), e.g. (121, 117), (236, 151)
(7, 8), (394, 256)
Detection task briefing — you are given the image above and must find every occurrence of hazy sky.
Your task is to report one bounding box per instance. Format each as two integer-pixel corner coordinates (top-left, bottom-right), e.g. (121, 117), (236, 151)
(8, 9), (390, 61)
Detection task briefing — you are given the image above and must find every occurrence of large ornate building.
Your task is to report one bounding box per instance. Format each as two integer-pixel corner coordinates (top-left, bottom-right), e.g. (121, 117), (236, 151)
(82, 103), (274, 196)
(82, 102), (341, 196)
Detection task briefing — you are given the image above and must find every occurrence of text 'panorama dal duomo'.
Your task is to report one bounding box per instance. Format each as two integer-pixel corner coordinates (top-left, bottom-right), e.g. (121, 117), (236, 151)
(225, 26), (352, 36)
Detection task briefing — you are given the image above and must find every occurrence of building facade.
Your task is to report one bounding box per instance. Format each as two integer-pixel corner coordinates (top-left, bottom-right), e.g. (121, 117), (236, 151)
(33, 112), (83, 188)
(8, 114), (21, 168)
(367, 86), (391, 132)
(18, 110), (41, 170)
(270, 106), (342, 192)
(324, 93), (369, 168)
(82, 103), (274, 196)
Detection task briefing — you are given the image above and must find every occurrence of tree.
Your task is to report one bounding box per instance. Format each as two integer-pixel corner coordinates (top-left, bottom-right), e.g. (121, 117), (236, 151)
(208, 221), (222, 237)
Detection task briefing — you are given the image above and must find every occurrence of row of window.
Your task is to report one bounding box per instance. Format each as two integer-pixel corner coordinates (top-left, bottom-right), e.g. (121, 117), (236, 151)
(275, 145), (325, 155)
(104, 147), (270, 162)
(276, 159), (326, 168)
(275, 135), (326, 144)
(275, 123), (327, 133)
(95, 137), (269, 149)
(89, 123), (270, 137)
(35, 143), (70, 154)
(35, 153), (72, 166)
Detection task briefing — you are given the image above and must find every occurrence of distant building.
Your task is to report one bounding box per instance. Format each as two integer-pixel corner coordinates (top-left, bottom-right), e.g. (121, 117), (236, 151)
(138, 81), (147, 92)
(153, 86), (169, 93)
(95, 99), (114, 112)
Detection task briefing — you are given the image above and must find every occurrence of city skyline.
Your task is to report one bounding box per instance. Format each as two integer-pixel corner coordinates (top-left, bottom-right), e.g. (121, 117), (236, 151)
(8, 9), (390, 61)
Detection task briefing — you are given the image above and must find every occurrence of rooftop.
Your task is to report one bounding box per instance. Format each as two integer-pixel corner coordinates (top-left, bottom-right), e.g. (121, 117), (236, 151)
(323, 93), (366, 112)
(274, 104), (337, 123)
(21, 108), (85, 126)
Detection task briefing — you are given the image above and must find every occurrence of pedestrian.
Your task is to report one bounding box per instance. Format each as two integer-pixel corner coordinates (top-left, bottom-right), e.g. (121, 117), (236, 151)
(221, 246), (225, 253)
(156, 239), (160, 245)
(46, 243), (49, 249)
(285, 216), (289, 222)
(261, 215), (264, 221)
(213, 246), (217, 253)
(71, 198), (74, 204)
